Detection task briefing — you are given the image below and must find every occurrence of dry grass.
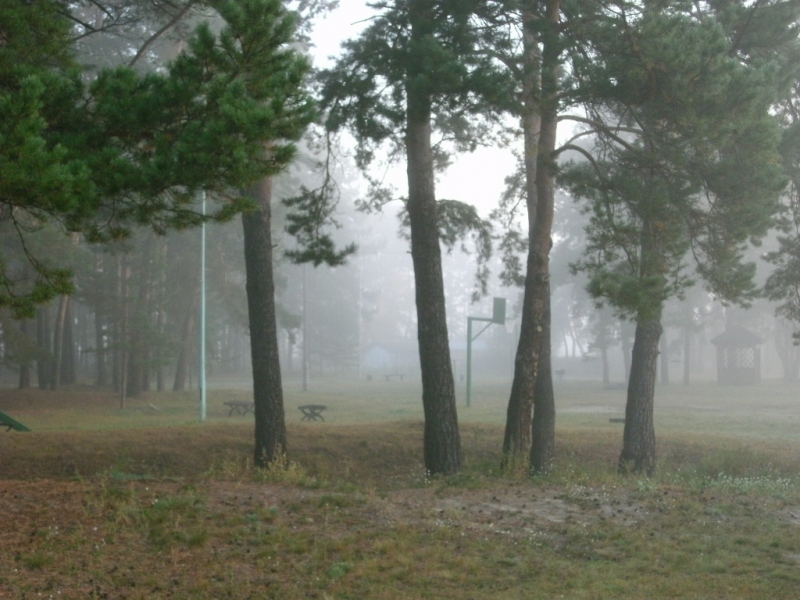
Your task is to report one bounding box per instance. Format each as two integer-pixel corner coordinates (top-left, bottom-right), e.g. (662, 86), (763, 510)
(1, 382), (800, 598)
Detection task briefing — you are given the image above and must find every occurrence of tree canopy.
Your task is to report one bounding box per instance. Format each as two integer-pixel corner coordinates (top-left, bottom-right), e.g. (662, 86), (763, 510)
(561, 0), (797, 473)
(0, 0), (313, 316)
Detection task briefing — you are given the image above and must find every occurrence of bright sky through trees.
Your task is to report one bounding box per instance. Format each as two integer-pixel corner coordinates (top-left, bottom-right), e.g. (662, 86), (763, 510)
(310, 0), (515, 218)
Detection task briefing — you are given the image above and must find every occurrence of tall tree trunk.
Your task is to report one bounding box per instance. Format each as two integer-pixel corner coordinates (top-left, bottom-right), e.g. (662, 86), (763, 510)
(503, 0), (559, 470)
(119, 256), (130, 408)
(36, 306), (51, 389)
(93, 253), (108, 387)
(50, 295), (69, 391)
(502, 4), (542, 466)
(18, 320), (31, 389)
(173, 308), (196, 392)
(530, 281), (555, 473)
(406, 0), (461, 475)
(79, 302), (90, 375)
(127, 238), (154, 398)
(619, 316), (661, 475)
(601, 345), (610, 385)
(95, 307), (107, 386)
(60, 299), (76, 385)
(528, 10), (559, 472)
(156, 299), (167, 392)
(242, 175), (287, 467)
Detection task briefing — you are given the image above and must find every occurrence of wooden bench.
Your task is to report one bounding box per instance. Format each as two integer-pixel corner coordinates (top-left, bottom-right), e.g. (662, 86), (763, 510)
(224, 401), (254, 416)
(384, 373), (405, 382)
(0, 410), (30, 432)
(298, 404), (327, 422)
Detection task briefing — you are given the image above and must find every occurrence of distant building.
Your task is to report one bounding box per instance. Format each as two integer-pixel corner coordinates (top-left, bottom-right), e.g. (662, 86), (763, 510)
(710, 325), (762, 385)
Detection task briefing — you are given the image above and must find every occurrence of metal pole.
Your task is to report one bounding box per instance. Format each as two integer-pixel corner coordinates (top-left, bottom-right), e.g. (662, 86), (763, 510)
(466, 317), (473, 408)
(199, 191), (207, 422)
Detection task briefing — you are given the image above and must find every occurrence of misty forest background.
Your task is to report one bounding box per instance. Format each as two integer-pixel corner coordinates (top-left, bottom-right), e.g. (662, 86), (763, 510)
(5, 0), (800, 474)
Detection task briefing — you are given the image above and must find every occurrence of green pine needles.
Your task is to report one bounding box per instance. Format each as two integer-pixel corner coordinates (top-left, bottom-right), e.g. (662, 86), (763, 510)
(0, 0), (314, 316)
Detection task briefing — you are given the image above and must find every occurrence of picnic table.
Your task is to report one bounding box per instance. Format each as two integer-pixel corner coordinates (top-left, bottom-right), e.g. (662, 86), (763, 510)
(224, 400), (255, 416)
(384, 373), (405, 382)
(298, 404), (327, 422)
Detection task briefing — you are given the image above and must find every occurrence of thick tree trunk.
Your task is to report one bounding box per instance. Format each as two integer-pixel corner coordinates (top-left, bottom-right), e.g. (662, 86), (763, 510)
(619, 316), (661, 475)
(127, 239), (155, 398)
(242, 176), (287, 467)
(173, 308), (196, 392)
(530, 282), (555, 473)
(405, 0), (461, 475)
(502, 75), (542, 464)
(503, 0), (559, 470)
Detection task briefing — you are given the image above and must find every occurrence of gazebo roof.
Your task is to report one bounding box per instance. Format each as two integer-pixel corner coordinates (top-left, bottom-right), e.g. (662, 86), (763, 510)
(710, 325), (762, 348)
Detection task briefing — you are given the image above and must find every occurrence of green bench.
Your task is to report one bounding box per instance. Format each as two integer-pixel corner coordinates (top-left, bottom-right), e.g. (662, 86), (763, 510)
(0, 410), (30, 432)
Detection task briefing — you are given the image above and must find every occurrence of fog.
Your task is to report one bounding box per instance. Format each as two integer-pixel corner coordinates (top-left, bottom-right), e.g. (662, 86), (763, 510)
(2, 0), (799, 401)
(4, 163), (797, 397)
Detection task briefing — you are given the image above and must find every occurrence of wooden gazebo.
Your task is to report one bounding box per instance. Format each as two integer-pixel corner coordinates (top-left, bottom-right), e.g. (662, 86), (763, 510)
(709, 325), (762, 385)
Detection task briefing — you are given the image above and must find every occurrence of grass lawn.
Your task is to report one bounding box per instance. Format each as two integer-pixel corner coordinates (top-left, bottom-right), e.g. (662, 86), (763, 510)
(0, 379), (799, 598)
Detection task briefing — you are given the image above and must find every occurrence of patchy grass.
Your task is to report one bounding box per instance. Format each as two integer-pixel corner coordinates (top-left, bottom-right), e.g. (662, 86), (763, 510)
(0, 384), (800, 597)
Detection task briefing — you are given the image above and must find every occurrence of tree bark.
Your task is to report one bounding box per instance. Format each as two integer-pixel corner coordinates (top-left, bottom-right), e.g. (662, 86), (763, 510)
(530, 280), (555, 473)
(173, 307), (196, 392)
(619, 316), (661, 475)
(405, 0), (461, 475)
(502, 1), (542, 466)
(242, 175), (287, 467)
(503, 0), (559, 470)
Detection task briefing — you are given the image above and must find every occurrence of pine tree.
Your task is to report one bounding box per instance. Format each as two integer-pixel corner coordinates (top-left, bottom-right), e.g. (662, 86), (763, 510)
(562, 1), (794, 474)
(320, 0), (508, 474)
(0, 0), (306, 316)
